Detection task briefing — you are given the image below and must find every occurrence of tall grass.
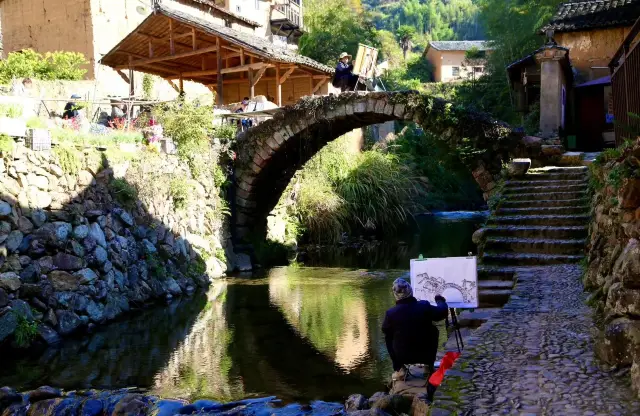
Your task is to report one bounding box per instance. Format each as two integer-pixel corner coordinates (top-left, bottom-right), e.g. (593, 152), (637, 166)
(281, 134), (424, 243)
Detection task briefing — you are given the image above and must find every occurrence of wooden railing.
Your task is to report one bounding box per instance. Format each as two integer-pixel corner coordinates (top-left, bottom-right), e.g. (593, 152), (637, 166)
(272, 0), (303, 28)
(609, 16), (640, 146)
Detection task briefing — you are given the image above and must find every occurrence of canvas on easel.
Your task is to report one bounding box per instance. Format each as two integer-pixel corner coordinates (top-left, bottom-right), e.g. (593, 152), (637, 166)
(409, 256), (478, 308)
(353, 43), (379, 79)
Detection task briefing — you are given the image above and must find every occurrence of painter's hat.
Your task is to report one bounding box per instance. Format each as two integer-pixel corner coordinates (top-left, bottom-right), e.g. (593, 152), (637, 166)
(339, 52), (352, 60)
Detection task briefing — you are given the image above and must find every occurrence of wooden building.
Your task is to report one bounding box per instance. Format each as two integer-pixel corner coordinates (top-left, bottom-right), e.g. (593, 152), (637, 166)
(99, 4), (333, 106)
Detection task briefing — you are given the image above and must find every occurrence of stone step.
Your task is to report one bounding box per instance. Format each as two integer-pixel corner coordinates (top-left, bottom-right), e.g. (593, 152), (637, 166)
(529, 166), (588, 173)
(504, 179), (587, 188)
(496, 206), (590, 216)
(479, 289), (512, 307)
(503, 184), (588, 194)
(504, 190), (589, 201)
(484, 237), (586, 255)
(482, 252), (584, 265)
(501, 198), (589, 208)
(488, 214), (591, 226)
(457, 308), (502, 328)
(523, 172), (588, 181)
(483, 225), (588, 239)
(478, 279), (514, 290)
(478, 267), (516, 281)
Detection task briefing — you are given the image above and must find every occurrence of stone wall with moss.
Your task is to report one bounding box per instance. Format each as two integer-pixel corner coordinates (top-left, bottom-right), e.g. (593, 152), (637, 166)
(0, 143), (233, 349)
(584, 140), (640, 392)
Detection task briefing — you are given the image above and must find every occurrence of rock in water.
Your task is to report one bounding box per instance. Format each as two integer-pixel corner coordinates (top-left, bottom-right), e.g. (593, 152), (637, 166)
(73, 225), (89, 240)
(56, 310), (82, 335)
(345, 394), (369, 411)
(74, 268), (99, 285)
(52, 253), (85, 271)
(0, 311), (18, 343)
(0, 201), (11, 217)
(27, 386), (62, 403)
(6, 231), (23, 253)
(37, 324), (61, 346)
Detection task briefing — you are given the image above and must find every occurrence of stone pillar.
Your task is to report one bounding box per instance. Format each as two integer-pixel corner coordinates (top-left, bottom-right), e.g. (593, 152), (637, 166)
(536, 47), (569, 136)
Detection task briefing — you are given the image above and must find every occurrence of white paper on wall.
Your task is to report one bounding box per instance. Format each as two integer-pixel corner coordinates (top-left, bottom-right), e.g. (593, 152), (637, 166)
(409, 256), (478, 308)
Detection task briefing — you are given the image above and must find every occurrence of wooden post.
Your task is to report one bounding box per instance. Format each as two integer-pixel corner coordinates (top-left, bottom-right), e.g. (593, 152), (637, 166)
(309, 76), (313, 97)
(216, 37), (224, 106)
(191, 28), (197, 50)
(169, 19), (175, 55)
(202, 56), (206, 71)
(148, 40), (154, 58)
(249, 69), (255, 99)
(128, 55), (135, 97)
(276, 63), (282, 106)
(179, 75), (184, 95)
(240, 48), (245, 79)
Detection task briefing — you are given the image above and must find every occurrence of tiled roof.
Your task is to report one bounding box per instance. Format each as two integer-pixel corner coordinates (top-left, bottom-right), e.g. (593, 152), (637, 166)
(157, 5), (334, 74)
(182, 0), (261, 28)
(541, 0), (640, 33)
(427, 41), (493, 51)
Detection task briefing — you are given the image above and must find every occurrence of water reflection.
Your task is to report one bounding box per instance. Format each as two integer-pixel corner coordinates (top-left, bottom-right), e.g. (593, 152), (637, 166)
(0, 213), (485, 403)
(300, 212), (487, 268)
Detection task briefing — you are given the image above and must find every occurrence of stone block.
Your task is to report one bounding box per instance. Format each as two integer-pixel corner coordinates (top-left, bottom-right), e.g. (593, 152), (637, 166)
(273, 131), (285, 145)
(354, 101), (367, 114)
(375, 99), (387, 114)
(384, 102), (395, 116)
(393, 103), (406, 118)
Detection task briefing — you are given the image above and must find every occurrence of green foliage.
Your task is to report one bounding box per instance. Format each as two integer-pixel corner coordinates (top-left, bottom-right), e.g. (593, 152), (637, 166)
(0, 49), (88, 83)
(26, 116), (47, 129)
(0, 134), (14, 153)
(142, 74), (155, 99)
(212, 164), (228, 188)
(213, 123), (237, 141)
(0, 104), (23, 118)
(111, 178), (138, 208)
(14, 313), (38, 348)
(53, 145), (82, 174)
(187, 256), (207, 278)
(215, 248), (227, 264)
(376, 30), (404, 67)
(154, 100), (214, 178)
(170, 177), (193, 210)
(51, 128), (143, 147)
(300, 0), (380, 66)
(147, 253), (167, 280)
(608, 164), (629, 191)
(523, 101), (540, 135)
(382, 54), (433, 90)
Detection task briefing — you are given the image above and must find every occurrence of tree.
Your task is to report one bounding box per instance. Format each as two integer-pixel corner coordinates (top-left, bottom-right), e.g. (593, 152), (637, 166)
(461, 46), (486, 82)
(396, 25), (416, 61)
(300, 0), (379, 66)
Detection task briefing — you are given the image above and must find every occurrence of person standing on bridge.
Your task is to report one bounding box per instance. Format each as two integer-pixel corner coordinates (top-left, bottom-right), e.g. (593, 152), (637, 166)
(333, 52), (359, 92)
(382, 278), (448, 382)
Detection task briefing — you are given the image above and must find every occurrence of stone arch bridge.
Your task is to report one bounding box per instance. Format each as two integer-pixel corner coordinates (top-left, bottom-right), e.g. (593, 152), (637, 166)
(233, 91), (522, 239)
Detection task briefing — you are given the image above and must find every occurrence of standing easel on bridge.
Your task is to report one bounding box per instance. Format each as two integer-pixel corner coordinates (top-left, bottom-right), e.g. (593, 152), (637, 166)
(352, 43), (386, 92)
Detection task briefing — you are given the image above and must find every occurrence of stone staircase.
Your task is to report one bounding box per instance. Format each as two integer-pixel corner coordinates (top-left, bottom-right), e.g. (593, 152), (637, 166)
(482, 166), (590, 267)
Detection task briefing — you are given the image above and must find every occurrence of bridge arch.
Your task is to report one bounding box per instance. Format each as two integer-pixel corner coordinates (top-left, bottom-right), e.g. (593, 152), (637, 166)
(233, 91), (521, 239)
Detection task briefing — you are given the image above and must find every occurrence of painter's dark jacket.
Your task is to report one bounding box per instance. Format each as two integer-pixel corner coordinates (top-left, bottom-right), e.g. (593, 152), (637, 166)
(382, 296), (448, 369)
(333, 61), (354, 86)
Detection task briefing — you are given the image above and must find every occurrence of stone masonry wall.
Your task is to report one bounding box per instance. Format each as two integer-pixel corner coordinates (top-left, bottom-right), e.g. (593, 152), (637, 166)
(583, 140), (640, 393)
(0, 144), (232, 349)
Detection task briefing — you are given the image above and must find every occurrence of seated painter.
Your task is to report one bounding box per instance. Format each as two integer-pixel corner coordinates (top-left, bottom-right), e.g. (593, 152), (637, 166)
(382, 278), (448, 381)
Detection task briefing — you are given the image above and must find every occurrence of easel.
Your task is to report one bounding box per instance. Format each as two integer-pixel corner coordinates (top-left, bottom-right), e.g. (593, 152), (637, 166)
(352, 43), (386, 92)
(445, 308), (464, 353)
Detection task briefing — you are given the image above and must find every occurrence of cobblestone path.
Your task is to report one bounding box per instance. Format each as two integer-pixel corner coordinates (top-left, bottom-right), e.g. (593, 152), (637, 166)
(431, 265), (640, 415)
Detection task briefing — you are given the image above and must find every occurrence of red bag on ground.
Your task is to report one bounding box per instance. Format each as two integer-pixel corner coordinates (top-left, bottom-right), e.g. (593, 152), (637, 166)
(428, 352), (461, 387)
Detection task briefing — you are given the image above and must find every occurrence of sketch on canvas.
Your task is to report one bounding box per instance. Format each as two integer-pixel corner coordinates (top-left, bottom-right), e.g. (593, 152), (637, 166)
(409, 256), (478, 308)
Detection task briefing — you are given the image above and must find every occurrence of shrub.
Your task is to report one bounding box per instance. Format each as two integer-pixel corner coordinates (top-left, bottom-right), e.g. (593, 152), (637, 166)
(147, 253), (167, 280)
(142, 74), (155, 99)
(0, 49), (88, 83)
(14, 313), (38, 348)
(111, 178), (138, 208)
(213, 123), (237, 141)
(0, 104), (23, 118)
(170, 177), (193, 210)
(53, 145), (82, 174)
(26, 116), (47, 129)
(0, 134), (14, 153)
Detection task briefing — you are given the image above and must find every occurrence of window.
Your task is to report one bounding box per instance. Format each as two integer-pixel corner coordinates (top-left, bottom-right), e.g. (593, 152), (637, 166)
(473, 67), (484, 73)
(452, 66), (460, 77)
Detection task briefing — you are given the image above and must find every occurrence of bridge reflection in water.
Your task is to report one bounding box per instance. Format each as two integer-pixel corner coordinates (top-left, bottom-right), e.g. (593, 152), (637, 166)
(0, 268), (401, 403)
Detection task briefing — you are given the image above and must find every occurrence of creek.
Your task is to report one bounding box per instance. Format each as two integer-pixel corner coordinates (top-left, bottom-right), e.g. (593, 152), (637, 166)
(0, 212), (486, 404)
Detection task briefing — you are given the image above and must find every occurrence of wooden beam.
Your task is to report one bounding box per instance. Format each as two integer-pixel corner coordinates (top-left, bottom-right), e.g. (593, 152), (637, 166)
(312, 77), (329, 94)
(240, 48), (245, 80)
(309, 76), (313, 96)
(166, 79), (180, 93)
(116, 45), (219, 69)
(128, 55), (135, 97)
(220, 62), (271, 75)
(169, 19), (175, 55)
(179, 75), (184, 94)
(251, 67), (267, 87)
(279, 66), (296, 84)
(148, 40), (153, 58)
(202, 56), (206, 71)
(180, 68), (218, 77)
(174, 31), (193, 40)
(276, 64), (282, 106)
(216, 37), (224, 106)
(249, 70), (255, 98)
(191, 28), (197, 50)
(221, 45), (242, 53)
(116, 70), (130, 84)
